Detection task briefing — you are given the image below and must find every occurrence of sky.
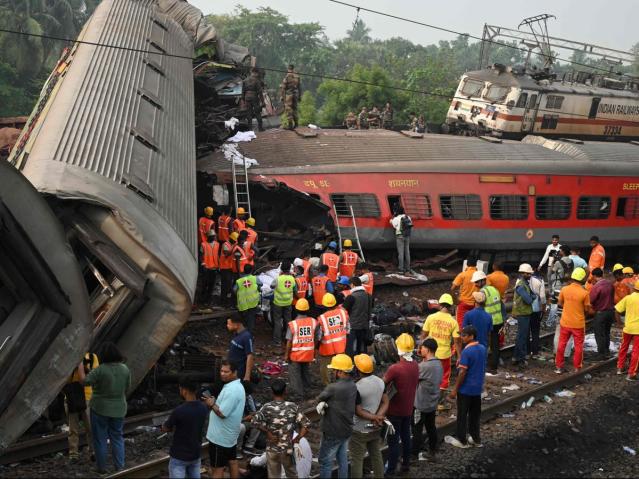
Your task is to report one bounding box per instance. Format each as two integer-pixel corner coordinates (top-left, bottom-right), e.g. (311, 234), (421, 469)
(191, 0), (638, 52)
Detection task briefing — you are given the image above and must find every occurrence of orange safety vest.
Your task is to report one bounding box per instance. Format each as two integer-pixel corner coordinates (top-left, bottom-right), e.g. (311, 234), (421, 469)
(302, 259), (311, 281)
(318, 307), (349, 356)
(247, 227), (258, 245)
(312, 275), (330, 305)
(288, 316), (317, 362)
(363, 272), (375, 296)
(218, 215), (231, 242)
(294, 276), (308, 304)
(232, 244), (248, 274)
(321, 252), (340, 282)
(243, 240), (255, 266)
(219, 241), (235, 270)
(339, 250), (358, 278)
(233, 218), (246, 233)
(198, 217), (215, 244)
(201, 241), (220, 269)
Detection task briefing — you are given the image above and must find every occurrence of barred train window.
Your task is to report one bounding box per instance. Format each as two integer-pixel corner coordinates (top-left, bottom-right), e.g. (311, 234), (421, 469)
(616, 197), (639, 219)
(536, 196), (571, 220)
(545, 95), (564, 109)
(330, 194), (380, 218)
(401, 194), (433, 219)
(577, 196), (611, 219)
(489, 195), (528, 220)
(540, 114), (559, 129)
(440, 195), (482, 220)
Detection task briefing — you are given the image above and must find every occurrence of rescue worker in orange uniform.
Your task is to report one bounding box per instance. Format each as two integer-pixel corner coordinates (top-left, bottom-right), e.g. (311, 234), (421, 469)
(233, 207), (248, 233)
(198, 206), (215, 244)
(217, 207), (232, 242)
(294, 257), (312, 282)
(339, 239), (359, 278)
(311, 264), (335, 316)
(245, 217), (258, 245)
(486, 262), (510, 300)
(451, 257), (479, 329)
(588, 235), (606, 272)
(321, 241), (340, 284)
(293, 263), (309, 307)
(623, 267), (637, 291)
(219, 231), (239, 307)
(199, 230), (220, 306)
(613, 264), (631, 304)
(238, 229), (257, 268)
(316, 293), (350, 385)
(285, 298), (318, 397)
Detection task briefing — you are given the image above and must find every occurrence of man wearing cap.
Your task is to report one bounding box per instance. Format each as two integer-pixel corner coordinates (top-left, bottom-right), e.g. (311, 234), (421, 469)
(462, 291), (493, 350)
(292, 262), (309, 308)
(451, 257), (479, 329)
(471, 271), (504, 373)
(555, 267), (591, 374)
(350, 354), (388, 478)
(245, 217), (258, 245)
(233, 207), (248, 234)
(311, 265), (334, 317)
(421, 294), (461, 410)
(317, 293), (350, 385)
(512, 264), (537, 368)
(614, 280), (639, 380)
(285, 298), (318, 397)
(588, 236), (606, 272)
(270, 261), (297, 347)
(343, 277), (371, 356)
(317, 354), (358, 479)
(335, 276), (352, 305)
(339, 239), (359, 278)
(321, 242), (340, 284)
(613, 264), (631, 304)
(384, 333), (419, 476)
(199, 206), (216, 245)
(529, 271), (546, 360)
(233, 264), (262, 332)
(217, 207), (232, 243)
(589, 267), (615, 359)
(623, 267), (637, 291)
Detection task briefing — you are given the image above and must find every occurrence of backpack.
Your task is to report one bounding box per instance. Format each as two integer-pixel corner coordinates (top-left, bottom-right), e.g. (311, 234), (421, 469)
(400, 215), (413, 237)
(558, 258), (574, 282)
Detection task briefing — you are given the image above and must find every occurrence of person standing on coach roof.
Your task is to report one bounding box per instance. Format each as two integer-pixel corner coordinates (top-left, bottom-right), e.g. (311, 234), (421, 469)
(390, 206), (412, 274)
(512, 264), (537, 368)
(205, 360), (245, 479)
(589, 267), (615, 359)
(451, 257), (479, 329)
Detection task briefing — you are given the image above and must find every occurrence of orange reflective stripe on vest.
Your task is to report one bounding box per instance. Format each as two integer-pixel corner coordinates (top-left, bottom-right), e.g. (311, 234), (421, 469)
(289, 317), (317, 362)
(218, 215), (231, 241)
(321, 253), (340, 282)
(339, 250), (358, 278)
(219, 241), (234, 270)
(247, 227), (258, 244)
(198, 217), (214, 244)
(312, 275), (329, 305)
(233, 218), (246, 233)
(295, 276), (308, 300)
(244, 240), (255, 266)
(302, 260), (311, 281)
(201, 241), (219, 269)
(363, 273), (374, 296)
(318, 308), (349, 356)
(232, 244), (248, 273)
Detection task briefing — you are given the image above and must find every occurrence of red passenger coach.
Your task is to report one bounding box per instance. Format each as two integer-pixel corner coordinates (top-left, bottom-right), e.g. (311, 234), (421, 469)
(200, 129), (639, 251)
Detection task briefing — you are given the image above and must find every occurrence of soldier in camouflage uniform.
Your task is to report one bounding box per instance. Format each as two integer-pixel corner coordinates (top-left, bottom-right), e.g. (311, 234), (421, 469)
(280, 64), (300, 129)
(382, 102), (394, 129)
(357, 107), (369, 129)
(368, 106), (381, 129)
(242, 68), (264, 131)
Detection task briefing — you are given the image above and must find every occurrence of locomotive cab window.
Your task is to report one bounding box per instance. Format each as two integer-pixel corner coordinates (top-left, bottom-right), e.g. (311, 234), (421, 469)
(617, 197), (639, 219)
(484, 85), (511, 102)
(577, 196), (611, 219)
(545, 95), (564, 109)
(489, 195), (528, 220)
(460, 79), (484, 97)
(331, 193), (380, 218)
(440, 195), (482, 220)
(515, 92), (528, 108)
(536, 196), (571, 220)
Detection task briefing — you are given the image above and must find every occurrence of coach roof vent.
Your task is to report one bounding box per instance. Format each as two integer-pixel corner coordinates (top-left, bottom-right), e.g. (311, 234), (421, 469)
(479, 135), (502, 144)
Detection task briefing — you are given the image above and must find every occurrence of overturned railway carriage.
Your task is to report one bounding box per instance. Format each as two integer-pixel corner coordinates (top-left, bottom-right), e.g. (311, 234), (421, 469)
(0, 0), (227, 450)
(200, 129), (639, 251)
(446, 66), (639, 140)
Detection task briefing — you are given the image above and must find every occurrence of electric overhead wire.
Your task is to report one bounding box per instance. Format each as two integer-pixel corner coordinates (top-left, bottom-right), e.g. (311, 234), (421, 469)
(0, 26), (633, 122)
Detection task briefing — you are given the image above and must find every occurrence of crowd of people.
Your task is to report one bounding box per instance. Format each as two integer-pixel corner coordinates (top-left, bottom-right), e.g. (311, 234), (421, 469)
(61, 218), (639, 477)
(342, 104), (427, 133)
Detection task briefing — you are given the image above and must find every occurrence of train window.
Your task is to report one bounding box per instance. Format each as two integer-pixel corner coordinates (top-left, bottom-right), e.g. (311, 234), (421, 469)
(589, 98), (601, 119)
(484, 85), (510, 102)
(461, 79), (484, 97)
(440, 195), (482, 220)
(545, 95), (564, 109)
(616, 197), (639, 219)
(331, 193), (380, 218)
(577, 196), (611, 219)
(540, 114), (559, 129)
(489, 195), (528, 220)
(515, 93), (528, 108)
(536, 196), (571, 220)
(401, 194), (433, 219)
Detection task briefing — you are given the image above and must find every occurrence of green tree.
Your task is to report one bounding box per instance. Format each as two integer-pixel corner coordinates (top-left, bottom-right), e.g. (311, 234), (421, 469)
(298, 91), (317, 126)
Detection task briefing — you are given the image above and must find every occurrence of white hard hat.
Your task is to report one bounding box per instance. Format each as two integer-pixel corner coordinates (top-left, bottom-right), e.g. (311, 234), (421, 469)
(518, 263), (534, 274)
(293, 258), (304, 267)
(471, 271), (487, 283)
(359, 273), (370, 284)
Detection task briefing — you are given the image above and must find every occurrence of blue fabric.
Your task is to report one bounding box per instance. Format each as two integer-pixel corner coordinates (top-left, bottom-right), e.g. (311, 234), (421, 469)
(569, 255), (588, 269)
(386, 415), (412, 474)
(165, 401), (208, 461)
(206, 379), (246, 447)
(514, 315), (531, 361)
(462, 308), (493, 349)
(91, 410), (124, 472)
(319, 434), (349, 479)
(228, 329), (254, 379)
(515, 284), (535, 305)
(168, 457), (201, 479)
(458, 343), (487, 396)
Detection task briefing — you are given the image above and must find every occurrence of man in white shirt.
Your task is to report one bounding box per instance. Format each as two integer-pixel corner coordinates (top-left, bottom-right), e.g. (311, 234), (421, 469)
(389, 206), (412, 274)
(538, 235), (561, 271)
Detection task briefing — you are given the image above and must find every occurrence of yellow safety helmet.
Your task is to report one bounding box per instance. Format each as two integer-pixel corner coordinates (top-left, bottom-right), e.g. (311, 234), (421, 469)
(295, 298), (310, 312)
(623, 266), (635, 275)
(571, 267), (587, 282)
(613, 263), (624, 273)
(343, 239), (353, 248)
(237, 207), (246, 215)
(204, 206), (214, 216)
(395, 333), (415, 354)
(322, 293), (337, 308)
(229, 231), (239, 241)
(327, 353), (354, 372)
(246, 217), (256, 227)
(438, 293), (454, 306)
(354, 354), (374, 374)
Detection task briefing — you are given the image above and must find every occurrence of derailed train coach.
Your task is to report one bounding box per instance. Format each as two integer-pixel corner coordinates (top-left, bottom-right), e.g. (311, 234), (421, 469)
(0, 0), (245, 450)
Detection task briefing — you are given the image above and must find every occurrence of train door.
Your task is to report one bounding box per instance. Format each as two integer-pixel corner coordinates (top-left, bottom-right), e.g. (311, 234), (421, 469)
(521, 93), (539, 132)
(388, 195), (402, 216)
(589, 98), (601, 119)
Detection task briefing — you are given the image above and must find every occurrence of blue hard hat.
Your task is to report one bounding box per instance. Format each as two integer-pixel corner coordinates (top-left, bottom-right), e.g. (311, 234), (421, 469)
(338, 276), (350, 285)
(328, 241), (337, 249)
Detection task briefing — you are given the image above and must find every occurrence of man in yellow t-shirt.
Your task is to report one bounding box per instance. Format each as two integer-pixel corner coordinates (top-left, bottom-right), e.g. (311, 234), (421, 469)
(615, 280), (639, 380)
(421, 294), (462, 401)
(451, 258), (479, 329)
(65, 352), (99, 461)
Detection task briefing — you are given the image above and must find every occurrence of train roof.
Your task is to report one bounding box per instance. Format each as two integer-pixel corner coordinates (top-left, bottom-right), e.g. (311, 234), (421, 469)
(197, 129), (639, 177)
(463, 68), (639, 99)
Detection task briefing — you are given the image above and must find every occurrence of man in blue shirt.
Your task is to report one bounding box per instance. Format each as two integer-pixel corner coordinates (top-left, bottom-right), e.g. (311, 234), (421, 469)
(446, 326), (487, 449)
(462, 292), (493, 349)
(227, 317), (254, 383)
(569, 247), (588, 270)
(204, 361), (246, 479)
